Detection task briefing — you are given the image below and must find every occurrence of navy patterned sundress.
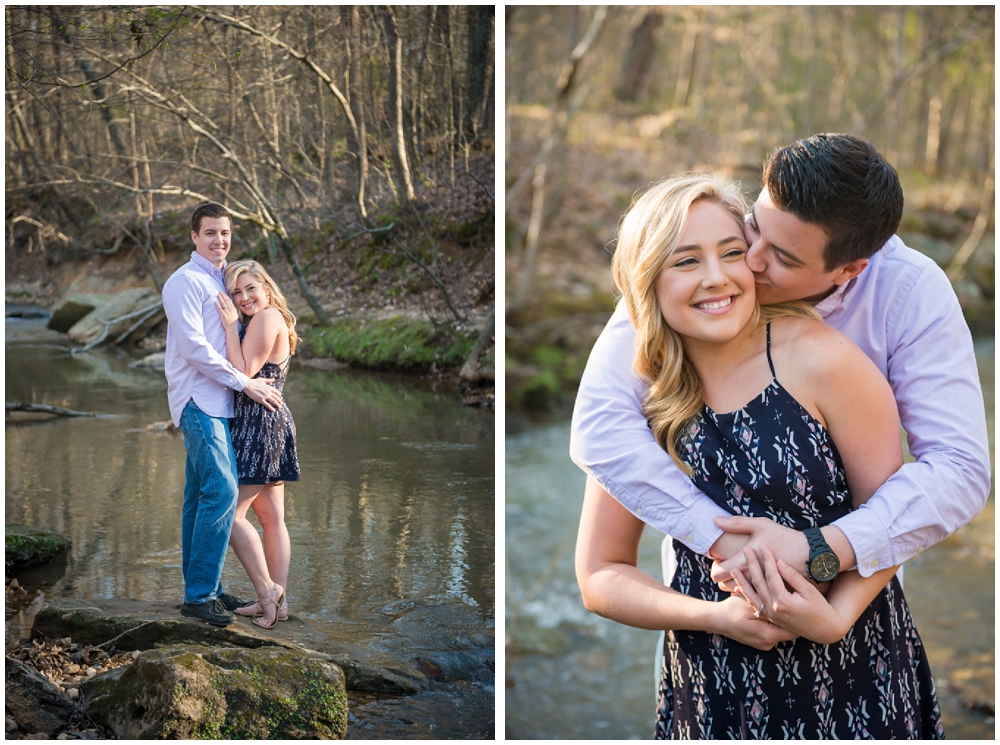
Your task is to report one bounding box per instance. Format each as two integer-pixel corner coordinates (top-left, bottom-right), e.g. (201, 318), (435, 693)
(654, 324), (943, 740)
(230, 321), (301, 485)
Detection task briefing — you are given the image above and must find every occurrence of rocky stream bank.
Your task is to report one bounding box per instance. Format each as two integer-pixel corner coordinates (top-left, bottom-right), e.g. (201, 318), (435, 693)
(6, 527), (495, 740)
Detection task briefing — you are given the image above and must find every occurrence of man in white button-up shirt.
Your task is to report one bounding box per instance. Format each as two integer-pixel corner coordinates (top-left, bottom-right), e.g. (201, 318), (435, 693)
(571, 134), (990, 593)
(162, 203), (283, 626)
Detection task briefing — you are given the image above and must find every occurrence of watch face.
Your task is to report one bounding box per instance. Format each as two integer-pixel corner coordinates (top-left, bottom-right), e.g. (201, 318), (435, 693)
(810, 553), (839, 582)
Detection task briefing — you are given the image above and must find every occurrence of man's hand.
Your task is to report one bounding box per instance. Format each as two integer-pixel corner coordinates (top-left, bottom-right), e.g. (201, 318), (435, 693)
(709, 515), (809, 592)
(242, 377), (282, 412)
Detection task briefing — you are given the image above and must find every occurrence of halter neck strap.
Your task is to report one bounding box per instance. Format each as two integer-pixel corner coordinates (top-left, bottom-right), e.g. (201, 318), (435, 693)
(765, 322), (776, 380)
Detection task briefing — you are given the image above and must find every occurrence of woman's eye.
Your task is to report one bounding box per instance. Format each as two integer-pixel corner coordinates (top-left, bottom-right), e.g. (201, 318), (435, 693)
(673, 257), (697, 268)
(724, 249), (747, 259)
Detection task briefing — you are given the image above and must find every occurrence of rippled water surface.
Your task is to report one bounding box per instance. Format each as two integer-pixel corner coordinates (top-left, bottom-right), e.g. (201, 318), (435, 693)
(6, 314), (494, 668)
(506, 338), (994, 740)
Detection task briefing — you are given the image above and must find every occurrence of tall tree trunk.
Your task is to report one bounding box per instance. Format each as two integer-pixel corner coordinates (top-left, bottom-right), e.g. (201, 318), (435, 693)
(411, 6), (436, 174)
(381, 6), (415, 202)
(278, 236), (333, 325)
(50, 10), (128, 158)
(615, 11), (662, 102)
(341, 6), (368, 218)
(672, 9), (699, 108)
(463, 6), (495, 143)
(443, 6), (460, 183)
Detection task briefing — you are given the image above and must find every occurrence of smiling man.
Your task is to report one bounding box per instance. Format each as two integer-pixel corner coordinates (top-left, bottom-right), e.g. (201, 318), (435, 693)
(570, 134), (990, 590)
(161, 202), (284, 626)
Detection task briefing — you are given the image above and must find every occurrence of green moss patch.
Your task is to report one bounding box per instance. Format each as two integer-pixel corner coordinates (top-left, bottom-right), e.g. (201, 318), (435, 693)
(6, 524), (72, 570)
(302, 316), (476, 373)
(84, 645), (348, 740)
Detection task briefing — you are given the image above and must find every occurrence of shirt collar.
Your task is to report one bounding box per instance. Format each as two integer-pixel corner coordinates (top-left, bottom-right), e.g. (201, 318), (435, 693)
(813, 276), (854, 318)
(189, 250), (227, 278)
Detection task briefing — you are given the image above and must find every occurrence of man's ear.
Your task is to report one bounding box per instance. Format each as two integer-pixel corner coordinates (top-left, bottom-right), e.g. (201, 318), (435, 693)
(191, 231), (199, 245)
(830, 258), (869, 287)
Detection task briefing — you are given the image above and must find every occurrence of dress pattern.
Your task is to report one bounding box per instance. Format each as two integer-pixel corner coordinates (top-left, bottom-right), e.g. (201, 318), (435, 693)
(654, 324), (943, 740)
(230, 322), (301, 485)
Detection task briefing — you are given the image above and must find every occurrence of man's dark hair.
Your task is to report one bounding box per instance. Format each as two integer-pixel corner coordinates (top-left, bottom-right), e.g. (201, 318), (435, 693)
(763, 134), (904, 270)
(191, 202), (231, 235)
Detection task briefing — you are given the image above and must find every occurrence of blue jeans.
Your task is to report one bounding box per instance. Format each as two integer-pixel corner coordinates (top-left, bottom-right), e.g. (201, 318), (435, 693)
(178, 400), (238, 605)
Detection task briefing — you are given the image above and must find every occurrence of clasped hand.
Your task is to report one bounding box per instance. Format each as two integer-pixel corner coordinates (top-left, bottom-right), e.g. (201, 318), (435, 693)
(730, 545), (848, 645)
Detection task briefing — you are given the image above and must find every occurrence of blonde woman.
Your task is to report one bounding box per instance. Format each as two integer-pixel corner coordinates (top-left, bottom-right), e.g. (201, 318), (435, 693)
(215, 260), (301, 629)
(574, 175), (941, 738)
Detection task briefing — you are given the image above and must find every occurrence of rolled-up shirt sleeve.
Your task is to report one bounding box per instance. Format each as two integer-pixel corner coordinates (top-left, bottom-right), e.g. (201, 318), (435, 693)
(831, 263), (991, 576)
(570, 303), (730, 554)
(162, 275), (250, 392)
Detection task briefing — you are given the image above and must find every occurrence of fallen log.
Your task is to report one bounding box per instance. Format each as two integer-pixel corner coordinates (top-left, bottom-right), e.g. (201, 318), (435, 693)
(5, 403), (98, 417)
(460, 303), (495, 383)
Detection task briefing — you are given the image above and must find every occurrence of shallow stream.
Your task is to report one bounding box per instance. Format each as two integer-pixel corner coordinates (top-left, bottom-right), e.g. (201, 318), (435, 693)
(5, 311), (495, 738)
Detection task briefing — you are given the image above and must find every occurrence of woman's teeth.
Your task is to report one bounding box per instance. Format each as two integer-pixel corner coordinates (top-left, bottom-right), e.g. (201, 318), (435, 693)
(695, 297), (733, 310)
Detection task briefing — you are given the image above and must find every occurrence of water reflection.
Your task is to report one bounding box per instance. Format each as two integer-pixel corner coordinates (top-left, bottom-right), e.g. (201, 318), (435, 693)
(6, 318), (494, 640)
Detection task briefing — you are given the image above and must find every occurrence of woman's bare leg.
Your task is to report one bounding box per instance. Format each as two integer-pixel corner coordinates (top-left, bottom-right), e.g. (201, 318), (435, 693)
(252, 482), (290, 596)
(229, 484), (279, 624)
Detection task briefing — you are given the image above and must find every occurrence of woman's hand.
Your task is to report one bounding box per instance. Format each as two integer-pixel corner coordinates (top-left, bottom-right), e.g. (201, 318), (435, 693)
(712, 594), (798, 651)
(215, 291), (240, 330)
(732, 545), (851, 645)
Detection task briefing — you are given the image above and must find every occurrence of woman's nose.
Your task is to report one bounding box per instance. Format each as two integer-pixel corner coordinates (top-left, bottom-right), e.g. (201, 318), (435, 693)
(701, 259), (727, 287)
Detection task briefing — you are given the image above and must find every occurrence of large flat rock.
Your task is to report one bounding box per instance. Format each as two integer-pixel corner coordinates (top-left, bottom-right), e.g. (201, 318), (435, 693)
(32, 598), (430, 695)
(66, 287), (163, 346)
(46, 293), (111, 333)
(82, 644), (347, 739)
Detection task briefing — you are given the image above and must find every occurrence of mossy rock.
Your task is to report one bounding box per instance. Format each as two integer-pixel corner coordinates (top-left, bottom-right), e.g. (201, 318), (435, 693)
(5, 524), (72, 570)
(82, 645), (348, 739)
(32, 598), (431, 696)
(302, 316), (476, 373)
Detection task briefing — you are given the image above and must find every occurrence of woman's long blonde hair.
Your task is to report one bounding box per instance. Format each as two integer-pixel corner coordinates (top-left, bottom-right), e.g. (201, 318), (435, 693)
(225, 260), (300, 354)
(611, 174), (818, 473)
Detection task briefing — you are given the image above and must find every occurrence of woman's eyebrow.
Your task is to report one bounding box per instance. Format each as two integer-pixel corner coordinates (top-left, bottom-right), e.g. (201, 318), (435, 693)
(675, 236), (742, 253)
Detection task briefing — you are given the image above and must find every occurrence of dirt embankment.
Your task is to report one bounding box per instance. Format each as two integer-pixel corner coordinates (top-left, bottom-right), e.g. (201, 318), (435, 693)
(6, 154), (495, 402)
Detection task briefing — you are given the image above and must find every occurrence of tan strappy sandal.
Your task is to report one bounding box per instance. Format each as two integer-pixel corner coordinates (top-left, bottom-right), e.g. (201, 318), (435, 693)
(252, 583), (285, 630)
(235, 595), (288, 621)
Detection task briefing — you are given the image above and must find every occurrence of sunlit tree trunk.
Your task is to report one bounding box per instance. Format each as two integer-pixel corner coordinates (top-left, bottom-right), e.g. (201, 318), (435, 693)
(342, 6), (369, 218)
(381, 5), (415, 202)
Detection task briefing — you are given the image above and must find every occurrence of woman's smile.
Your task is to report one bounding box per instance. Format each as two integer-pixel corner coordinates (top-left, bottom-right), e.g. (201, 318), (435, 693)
(692, 294), (740, 313)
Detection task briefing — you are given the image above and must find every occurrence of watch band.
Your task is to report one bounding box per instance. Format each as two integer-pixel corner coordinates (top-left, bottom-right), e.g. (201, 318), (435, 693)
(804, 526), (839, 582)
(804, 526), (827, 556)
